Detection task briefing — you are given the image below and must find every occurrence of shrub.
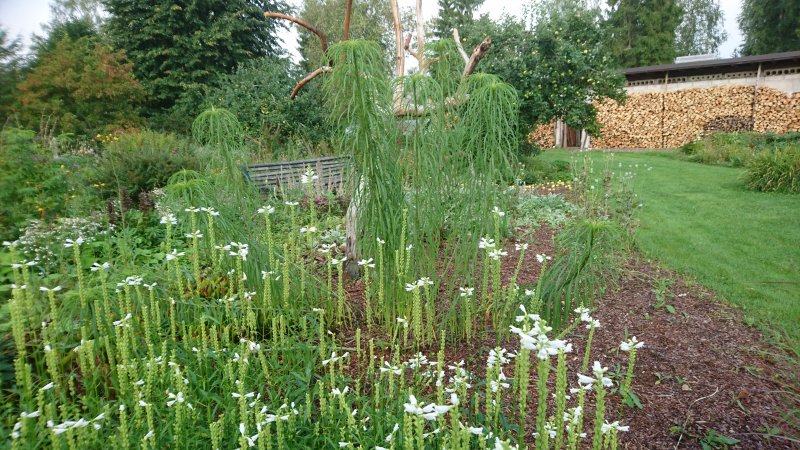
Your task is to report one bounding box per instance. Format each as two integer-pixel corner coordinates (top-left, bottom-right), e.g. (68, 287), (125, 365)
(92, 130), (200, 205)
(680, 132), (800, 167)
(745, 144), (800, 193)
(519, 156), (572, 184)
(0, 128), (69, 240)
(515, 193), (577, 229)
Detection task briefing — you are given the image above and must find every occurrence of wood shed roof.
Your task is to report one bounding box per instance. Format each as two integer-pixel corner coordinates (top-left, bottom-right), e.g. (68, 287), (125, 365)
(623, 50), (800, 81)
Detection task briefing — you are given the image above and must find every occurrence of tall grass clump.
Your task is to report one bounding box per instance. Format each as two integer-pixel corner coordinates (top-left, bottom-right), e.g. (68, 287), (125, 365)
(538, 219), (627, 328)
(744, 144), (800, 192)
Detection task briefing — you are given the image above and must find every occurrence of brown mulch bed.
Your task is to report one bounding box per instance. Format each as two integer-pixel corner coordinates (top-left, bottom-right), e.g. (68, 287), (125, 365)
(338, 226), (799, 449)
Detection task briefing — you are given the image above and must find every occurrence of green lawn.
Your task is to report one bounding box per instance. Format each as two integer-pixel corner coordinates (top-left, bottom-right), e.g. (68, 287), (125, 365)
(538, 149), (800, 352)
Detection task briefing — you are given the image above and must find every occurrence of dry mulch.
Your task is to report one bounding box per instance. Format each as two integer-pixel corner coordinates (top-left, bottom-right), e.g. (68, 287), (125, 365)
(338, 226), (799, 449)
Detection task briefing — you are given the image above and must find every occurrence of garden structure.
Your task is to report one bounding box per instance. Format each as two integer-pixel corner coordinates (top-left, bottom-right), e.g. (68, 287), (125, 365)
(531, 50), (800, 148)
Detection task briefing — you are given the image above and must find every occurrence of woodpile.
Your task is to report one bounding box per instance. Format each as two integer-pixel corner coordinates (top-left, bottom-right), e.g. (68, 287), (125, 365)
(702, 115), (753, 134)
(529, 121), (555, 148)
(529, 85), (800, 149)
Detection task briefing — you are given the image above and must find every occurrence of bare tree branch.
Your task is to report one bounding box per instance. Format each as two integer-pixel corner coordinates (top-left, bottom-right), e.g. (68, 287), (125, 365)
(415, 0), (425, 70)
(264, 12), (328, 54)
(342, 0), (353, 41)
(389, 0), (405, 109)
(452, 29), (470, 63)
(290, 66), (331, 99)
(462, 37), (492, 79)
(404, 33), (419, 60)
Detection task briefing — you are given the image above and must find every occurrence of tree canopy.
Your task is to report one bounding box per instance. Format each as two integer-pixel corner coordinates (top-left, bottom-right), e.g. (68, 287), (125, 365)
(102, 0), (288, 126)
(15, 36), (144, 135)
(432, 0), (485, 40)
(738, 0), (800, 56)
(675, 0), (727, 56)
(605, 0), (684, 68)
(297, 0), (394, 72)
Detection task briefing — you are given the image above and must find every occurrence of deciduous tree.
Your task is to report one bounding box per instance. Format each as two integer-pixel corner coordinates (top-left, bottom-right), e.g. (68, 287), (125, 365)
(675, 0), (726, 56)
(15, 36), (144, 136)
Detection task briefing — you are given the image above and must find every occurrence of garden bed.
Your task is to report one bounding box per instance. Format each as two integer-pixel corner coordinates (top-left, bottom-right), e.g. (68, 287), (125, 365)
(336, 226), (799, 448)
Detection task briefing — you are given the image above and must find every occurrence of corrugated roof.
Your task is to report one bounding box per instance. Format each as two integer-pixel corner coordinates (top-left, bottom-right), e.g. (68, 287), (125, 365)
(623, 50), (800, 80)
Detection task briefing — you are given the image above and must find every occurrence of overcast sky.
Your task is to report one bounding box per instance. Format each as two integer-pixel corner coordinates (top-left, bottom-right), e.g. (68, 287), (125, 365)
(0, 0), (744, 61)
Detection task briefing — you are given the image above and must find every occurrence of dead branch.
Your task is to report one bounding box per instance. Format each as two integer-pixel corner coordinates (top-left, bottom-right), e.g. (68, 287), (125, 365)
(342, 0), (353, 41)
(290, 66), (331, 99)
(404, 33), (419, 60)
(452, 29), (470, 63)
(462, 37), (492, 79)
(264, 12), (328, 54)
(415, 0), (425, 70)
(389, 0), (405, 108)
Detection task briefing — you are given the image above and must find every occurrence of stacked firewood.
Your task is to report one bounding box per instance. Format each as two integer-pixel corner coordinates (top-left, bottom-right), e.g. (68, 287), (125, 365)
(702, 115), (754, 134)
(528, 85), (800, 149)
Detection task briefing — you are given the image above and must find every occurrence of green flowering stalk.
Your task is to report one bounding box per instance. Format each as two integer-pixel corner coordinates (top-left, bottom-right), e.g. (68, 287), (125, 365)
(258, 205), (276, 269)
(333, 256), (347, 325)
(553, 349), (569, 449)
(619, 337), (644, 407)
(65, 238), (87, 316)
(515, 346), (530, 445)
(377, 238), (386, 323)
(589, 361), (612, 450)
(459, 287), (475, 341)
(358, 258), (375, 329)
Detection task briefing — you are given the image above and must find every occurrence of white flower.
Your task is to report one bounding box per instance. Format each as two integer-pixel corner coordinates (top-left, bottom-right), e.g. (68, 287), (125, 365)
(478, 237), (496, 249)
(376, 237), (385, 245)
(338, 443), (350, 448)
(515, 243), (529, 251)
(601, 421), (630, 434)
(90, 261), (111, 272)
(357, 258), (375, 268)
(380, 361), (402, 375)
(166, 392), (185, 407)
(331, 386), (349, 396)
(184, 207), (200, 213)
(331, 256), (347, 266)
(404, 282), (418, 292)
(524, 289), (536, 297)
(459, 287), (474, 297)
(257, 205), (275, 214)
(41, 381), (55, 391)
(535, 254), (552, 263)
(300, 168), (318, 184)
(586, 319), (601, 329)
(39, 286), (62, 292)
(185, 230), (203, 239)
(112, 313), (133, 328)
(284, 201), (299, 207)
(620, 336), (644, 352)
(491, 206), (505, 217)
(202, 207), (220, 216)
(20, 410), (40, 418)
(488, 249), (508, 260)
(468, 426), (483, 435)
(396, 317), (409, 328)
(64, 237), (84, 248)
(592, 361), (613, 387)
(165, 249), (185, 261)
(417, 277), (434, 287)
(160, 214), (177, 225)
(322, 351), (349, 366)
(227, 242), (249, 261)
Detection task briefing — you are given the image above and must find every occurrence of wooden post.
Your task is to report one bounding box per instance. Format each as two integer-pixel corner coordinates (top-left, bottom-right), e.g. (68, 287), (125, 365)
(751, 63), (761, 130)
(661, 72), (669, 149)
